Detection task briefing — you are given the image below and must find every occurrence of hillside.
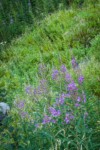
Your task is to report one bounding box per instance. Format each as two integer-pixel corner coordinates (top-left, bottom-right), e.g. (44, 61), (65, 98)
(0, 2), (100, 149)
(1, 3), (100, 102)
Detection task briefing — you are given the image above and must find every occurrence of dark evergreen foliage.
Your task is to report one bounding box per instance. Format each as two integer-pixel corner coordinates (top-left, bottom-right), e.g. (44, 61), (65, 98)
(0, 0), (85, 43)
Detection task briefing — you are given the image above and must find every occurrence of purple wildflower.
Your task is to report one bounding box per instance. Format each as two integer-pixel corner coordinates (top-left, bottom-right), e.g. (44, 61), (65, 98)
(65, 93), (71, 98)
(77, 96), (81, 102)
(82, 91), (86, 103)
(37, 87), (46, 95)
(36, 87), (42, 95)
(65, 113), (74, 124)
(34, 89), (37, 95)
(78, 75), (84, 84)
(71, 57), (78, 68)
(42, 115), (51, 124)
(51, 119), (56, 123)
(65, 73), (72, 82)
(25, 85), (32, 94)
(59, 93), (66, 105)
(52, 69), (59, 80)
(68, 81), (77, 91)
(17, 100), (25, 109)
(49, 107), (61, 117)
(40, 79), (47, 85)
(61, 65), (67, 73)
(34, 79), (47, 96)
(20, 112), (27, 118)
(75, 103), (80, 107)
(65, 118), (70, 124)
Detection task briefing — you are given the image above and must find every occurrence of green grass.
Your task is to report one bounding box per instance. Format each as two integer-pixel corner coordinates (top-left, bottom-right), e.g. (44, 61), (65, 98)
(0, 3), (100, 104)
(0, 2), (100, 149)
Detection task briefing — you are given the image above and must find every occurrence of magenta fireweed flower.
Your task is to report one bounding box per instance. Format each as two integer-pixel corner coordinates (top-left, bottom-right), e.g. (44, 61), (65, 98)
(17, 100), (25, 109)
(52, 69), (59, 80)
(59, 93), (66, 105)
(65, 113), (74, 124)
(37, 87), (47, 95)
(51, 119), (56, 123)
(58, 93), (71, 105)
(20, 111), (27, 118)
(78, 75), (84, 84)
(34, 89), (37, 95)
(71, 57), (78, 68)
(25, 85), (32, 94)
(40, 79), (47, 86)
(68, 81), (77, 91)
(75, 103), (80, 107)
(42, 115), (51, 124)
(65, 73), (72, 82)
(77, 96), (81, 102)
(82, 91), (86, 103)
(61, 65), (67, 73)
(36, 87), (43, 95)
(34, 79), (47, 95)
(49, 107), (61, 117)
(34, 87), (43, 95)
(65, 93), (71, 98)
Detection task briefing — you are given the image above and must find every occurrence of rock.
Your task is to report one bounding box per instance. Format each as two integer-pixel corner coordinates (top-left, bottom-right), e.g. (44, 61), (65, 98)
(0, 102), (10, 115)
(0, 102), (10, 123)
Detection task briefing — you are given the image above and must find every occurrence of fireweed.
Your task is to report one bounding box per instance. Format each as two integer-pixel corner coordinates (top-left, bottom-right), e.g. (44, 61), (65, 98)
(10, 57), (92, 149)
(17, 57), (88, 126)
(31, 58), (88, 128)
(38, 57), (89, 129)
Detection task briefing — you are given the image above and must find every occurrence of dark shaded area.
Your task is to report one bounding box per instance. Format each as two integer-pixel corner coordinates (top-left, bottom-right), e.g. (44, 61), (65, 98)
(0, 0), (85, 45)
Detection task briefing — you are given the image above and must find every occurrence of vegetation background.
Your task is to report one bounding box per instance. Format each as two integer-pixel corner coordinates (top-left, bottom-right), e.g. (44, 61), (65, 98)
(0, 0), (87, 44)
(0, 0), (100, 149)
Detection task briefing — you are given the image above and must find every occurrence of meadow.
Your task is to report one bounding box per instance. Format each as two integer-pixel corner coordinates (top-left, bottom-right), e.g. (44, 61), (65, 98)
(0, 0), (100, 149)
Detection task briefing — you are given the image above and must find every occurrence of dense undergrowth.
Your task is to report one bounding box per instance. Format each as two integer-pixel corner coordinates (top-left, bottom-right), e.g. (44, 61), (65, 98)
(0, 1), (100, 149)
(0, 0), (85, 43)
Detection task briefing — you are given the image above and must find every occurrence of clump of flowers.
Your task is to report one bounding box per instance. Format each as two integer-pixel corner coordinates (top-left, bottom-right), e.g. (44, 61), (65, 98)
(16, 100), (25, 109)
(38, 59), (88, 127)
(78, 75), (84, 84)
(34, 79), (48, 95)
(49, 107), (61, 117)
(52, 69), (59, 80)
(61, 65), (67, 73)
(13, 57), (88, 141)
(65, 113), (74, 124)
(42, 115), (52, 124)
(65, 73), (72, 82)
(25, 85), (33, 95)
(8, 54), (92, 150)
(71, 57), (78, 68)
(68, 81), (78, 91)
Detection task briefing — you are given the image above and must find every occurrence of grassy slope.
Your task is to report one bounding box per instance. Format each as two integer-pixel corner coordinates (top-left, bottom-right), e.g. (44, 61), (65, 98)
(0, 3), (100, 104)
